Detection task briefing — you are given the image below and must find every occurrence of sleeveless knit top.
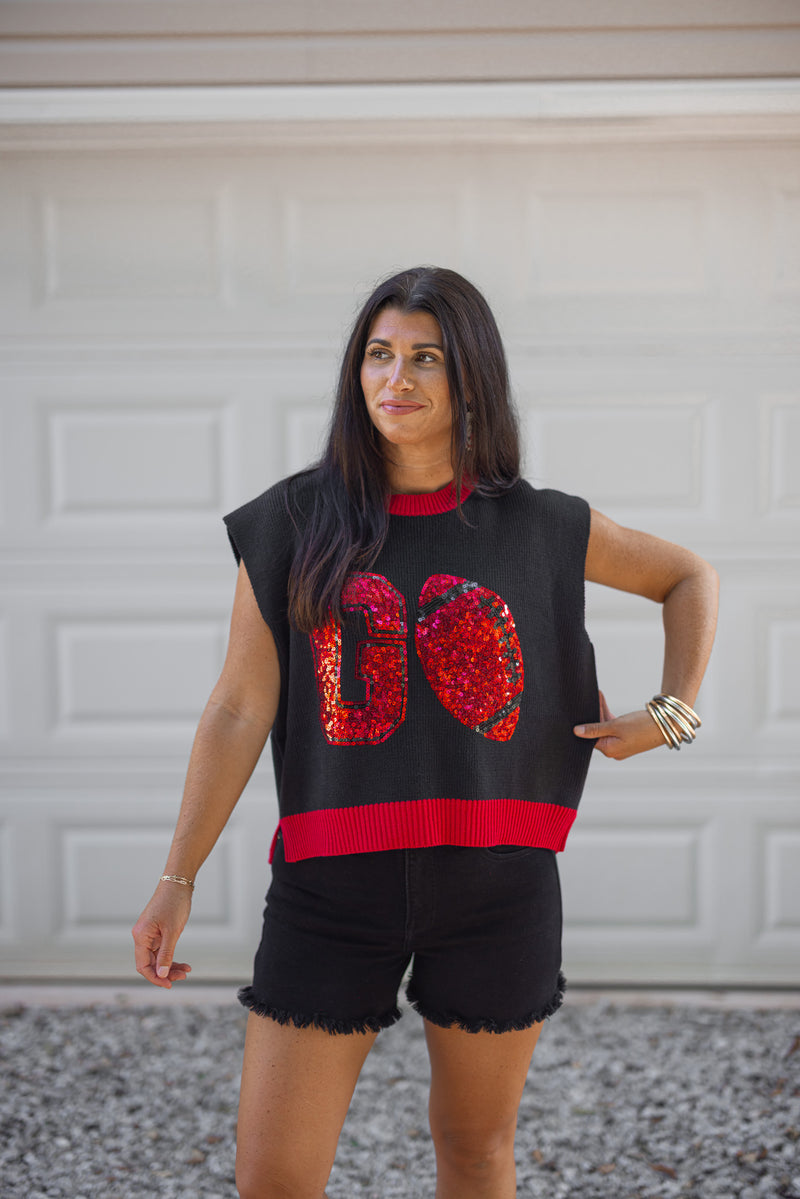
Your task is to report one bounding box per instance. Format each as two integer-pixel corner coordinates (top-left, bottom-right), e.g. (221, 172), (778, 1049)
(224, 471), (599, 862)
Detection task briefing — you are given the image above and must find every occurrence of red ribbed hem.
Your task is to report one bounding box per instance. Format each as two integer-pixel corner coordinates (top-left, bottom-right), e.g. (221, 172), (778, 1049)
(274, 798), (577, 862)
(389, 481), (472, 516)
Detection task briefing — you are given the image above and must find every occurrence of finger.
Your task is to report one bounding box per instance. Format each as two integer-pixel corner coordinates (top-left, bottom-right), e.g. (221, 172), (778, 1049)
(573, 719), (616, 739)
(156, 941), (179, 980)
(134, 950), (173, 989)
(166, 962), (192, 982)
(136, 960), (191, 988)
(597, 690), (616, 723)
(133, 930), (175, 988)
(133, 937), (163, 985)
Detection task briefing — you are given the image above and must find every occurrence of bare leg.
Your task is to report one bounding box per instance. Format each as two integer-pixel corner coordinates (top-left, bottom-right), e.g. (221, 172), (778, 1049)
(236, 1012), (377, 1199)
(424, 1019), (544, 1199)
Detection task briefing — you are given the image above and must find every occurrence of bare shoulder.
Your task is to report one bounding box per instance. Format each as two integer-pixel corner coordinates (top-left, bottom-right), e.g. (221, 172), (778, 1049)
(585, 508), (718, 603)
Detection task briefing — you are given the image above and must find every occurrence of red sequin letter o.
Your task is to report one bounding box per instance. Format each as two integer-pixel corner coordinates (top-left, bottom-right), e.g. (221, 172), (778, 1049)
(415, 574), (524, 741)
(310, 573), (408, 745)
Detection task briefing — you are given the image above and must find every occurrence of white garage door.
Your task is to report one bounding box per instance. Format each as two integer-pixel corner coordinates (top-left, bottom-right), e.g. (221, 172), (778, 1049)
(0, 86), (798, 984)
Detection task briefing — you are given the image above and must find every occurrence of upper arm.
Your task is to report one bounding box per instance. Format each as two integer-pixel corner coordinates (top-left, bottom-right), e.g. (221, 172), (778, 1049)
(584, 508), (713, 603)
(210, 560), (282, 730)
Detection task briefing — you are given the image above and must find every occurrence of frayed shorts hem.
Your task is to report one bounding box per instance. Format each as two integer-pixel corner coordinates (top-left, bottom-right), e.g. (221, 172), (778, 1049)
(237, 985), (402, 1035)
(238, 970), (566, 1038)
(406, 969), (567, 1034)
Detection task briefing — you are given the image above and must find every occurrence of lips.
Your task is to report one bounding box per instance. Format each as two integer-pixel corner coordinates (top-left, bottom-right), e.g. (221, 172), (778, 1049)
(381, 401), (424, 414)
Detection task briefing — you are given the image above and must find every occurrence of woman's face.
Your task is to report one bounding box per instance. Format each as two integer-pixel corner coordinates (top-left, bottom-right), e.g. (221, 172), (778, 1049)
(360, 308), (453, 456)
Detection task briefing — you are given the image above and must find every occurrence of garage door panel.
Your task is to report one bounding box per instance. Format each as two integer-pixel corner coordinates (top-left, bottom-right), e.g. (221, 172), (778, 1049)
(706, 580), (800, 758)
(46, 405), (226, 516)
(38, 190), (230, 305)
(0, 788), (275, 977)
(757, 606), (800, 745)
(527, 393), (714, 515)
(1, 371), (332, 552)
(759, 827), (800, 938)
(56, 823), (242, 936)
(563, 789), (800, 983)
(0, 158), (241, 338)
(46, 600), (226, 756)
(562, 805), (720, 977)
(53, 615), (226, 737)
(520, 361), (800, 557)
(0, 819), (13, 942)
(0, 405), (9, 531)
(281, 185), (467, 299)
(563, 827), (706, 928)
(759, 393), (800, 516)
(763, 166), (800, 299)
(0, 586), (231, 761)
(0, 615), (9, 741)
(527, 188), (710, 298)
(284, 402), (333, 477)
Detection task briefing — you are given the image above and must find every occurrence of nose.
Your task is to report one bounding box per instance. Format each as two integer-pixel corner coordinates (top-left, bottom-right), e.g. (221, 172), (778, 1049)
(388, 359), (413, 391)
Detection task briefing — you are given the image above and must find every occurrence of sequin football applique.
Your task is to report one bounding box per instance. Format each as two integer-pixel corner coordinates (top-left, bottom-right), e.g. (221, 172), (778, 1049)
(309, 573), (408, 745)
(415, 574), (524, 741)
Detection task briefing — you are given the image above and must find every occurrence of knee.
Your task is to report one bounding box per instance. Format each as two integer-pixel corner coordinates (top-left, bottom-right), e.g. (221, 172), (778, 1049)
(431, 1118), (517, 1177)
(234, 1163), (279, 1199)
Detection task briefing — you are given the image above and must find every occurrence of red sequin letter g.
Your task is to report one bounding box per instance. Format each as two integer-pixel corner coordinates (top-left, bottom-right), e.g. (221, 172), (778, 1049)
(309, 573), (408, 745)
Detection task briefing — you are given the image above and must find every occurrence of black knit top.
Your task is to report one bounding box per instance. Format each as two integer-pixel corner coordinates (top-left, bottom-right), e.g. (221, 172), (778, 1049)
(224, 471), (599, 861)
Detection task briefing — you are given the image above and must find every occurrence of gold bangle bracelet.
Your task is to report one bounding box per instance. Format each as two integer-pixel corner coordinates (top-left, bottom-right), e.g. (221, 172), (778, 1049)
(649, 701), (684, 749)
(656, 694), (701, 730)
(647, 694), (702, 749)
(655, 696), (700, 744)
(657, 702), (696, 743)
(646, 701), (681, 749)
(160, 873), (195, 890)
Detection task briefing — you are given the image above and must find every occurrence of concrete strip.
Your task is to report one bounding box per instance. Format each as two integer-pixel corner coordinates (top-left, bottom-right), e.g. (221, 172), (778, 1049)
(2, 981), (799, 1008)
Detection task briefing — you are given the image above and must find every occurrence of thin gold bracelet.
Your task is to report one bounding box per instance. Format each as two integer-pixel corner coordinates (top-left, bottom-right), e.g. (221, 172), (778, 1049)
(160, 873), (195, 890)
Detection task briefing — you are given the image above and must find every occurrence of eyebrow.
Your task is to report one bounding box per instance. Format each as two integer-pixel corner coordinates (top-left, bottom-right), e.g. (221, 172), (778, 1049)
(366, 338), (443, 350)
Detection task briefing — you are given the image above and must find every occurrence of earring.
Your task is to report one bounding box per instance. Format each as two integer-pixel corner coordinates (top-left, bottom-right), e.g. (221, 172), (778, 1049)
(465, 409), (474, 451)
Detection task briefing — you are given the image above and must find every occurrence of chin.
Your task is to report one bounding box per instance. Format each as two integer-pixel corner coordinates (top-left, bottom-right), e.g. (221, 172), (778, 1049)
(376, 425), (419, 447)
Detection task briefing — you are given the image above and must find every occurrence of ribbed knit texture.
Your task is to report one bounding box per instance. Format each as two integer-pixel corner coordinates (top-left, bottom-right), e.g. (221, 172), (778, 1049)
(280, 797), (576, 861)
(388, 480), (472, 515)
(224, 472), (599, 862)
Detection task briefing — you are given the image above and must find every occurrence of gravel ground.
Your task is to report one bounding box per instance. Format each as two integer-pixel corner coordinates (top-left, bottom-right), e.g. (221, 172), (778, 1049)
(2, 994), (799, 1198)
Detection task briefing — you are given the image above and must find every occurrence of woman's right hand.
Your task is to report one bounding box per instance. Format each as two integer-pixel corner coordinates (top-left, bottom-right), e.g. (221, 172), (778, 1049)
(132, 880), (193, 989)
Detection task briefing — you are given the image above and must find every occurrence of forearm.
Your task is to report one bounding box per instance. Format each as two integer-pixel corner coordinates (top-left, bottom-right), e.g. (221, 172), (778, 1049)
(162, 697), (271, 881)
(660, 560), (719, 707)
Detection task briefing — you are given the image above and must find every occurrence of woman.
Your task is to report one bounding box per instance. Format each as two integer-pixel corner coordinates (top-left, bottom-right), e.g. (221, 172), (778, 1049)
(133, 266), (718, 1199)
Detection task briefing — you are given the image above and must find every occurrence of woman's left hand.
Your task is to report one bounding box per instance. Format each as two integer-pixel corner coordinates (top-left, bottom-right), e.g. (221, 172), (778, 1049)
(573, 691), (666, 760)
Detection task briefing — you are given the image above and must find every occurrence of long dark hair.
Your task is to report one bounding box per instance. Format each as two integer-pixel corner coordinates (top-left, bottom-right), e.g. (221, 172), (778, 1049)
(287, 266), (520, 632)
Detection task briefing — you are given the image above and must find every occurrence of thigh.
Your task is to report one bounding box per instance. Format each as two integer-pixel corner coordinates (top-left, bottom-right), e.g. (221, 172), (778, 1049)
(425, 1019), (543, 1144)
(236, 1011), (377, 1199)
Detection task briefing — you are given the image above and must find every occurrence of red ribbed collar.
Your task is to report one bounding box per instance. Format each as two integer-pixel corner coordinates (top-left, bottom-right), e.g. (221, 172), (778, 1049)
(389, 479), (473, 516)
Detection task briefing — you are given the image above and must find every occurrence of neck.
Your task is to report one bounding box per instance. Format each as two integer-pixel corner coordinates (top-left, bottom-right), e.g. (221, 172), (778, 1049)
(381, 442), (455, 495)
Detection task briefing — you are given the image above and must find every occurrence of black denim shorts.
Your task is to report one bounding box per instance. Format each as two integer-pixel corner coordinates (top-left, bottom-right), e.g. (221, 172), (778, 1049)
(238, 835), (565, 1035)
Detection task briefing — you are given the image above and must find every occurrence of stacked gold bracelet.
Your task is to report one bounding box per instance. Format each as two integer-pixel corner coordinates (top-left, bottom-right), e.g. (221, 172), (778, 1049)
(646, 694), (701, 750)
(160, 873), (195, 891)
